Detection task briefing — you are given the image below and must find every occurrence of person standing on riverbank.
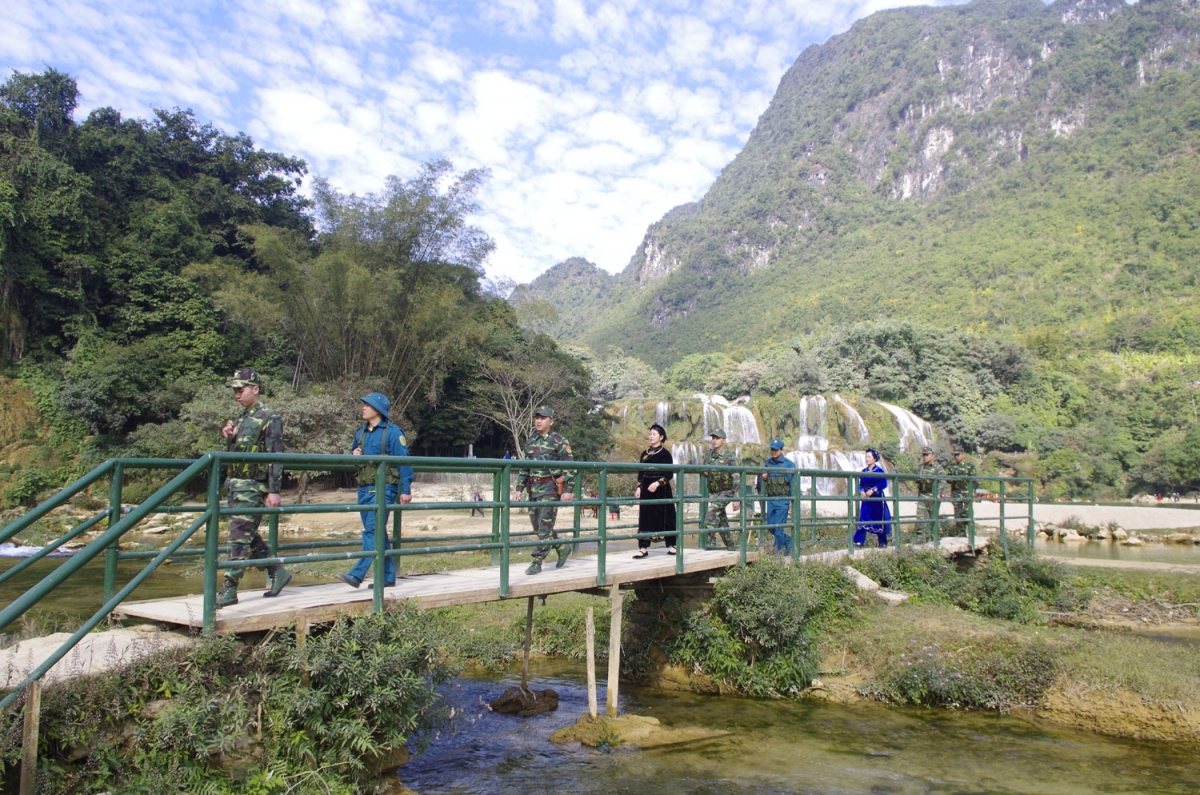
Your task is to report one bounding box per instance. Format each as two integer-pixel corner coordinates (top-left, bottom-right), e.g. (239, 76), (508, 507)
(470, 486), (485, 517)
(336, 392), (413, 589)
(217, 369), (290, 607)
(633, 423), (676, 558)
(914, 446), (944, 541)
(945, 446), (976, 534)
(512, 406), (575, 575)
(759, 438), (795, 556)
(702, 429), (739, 550)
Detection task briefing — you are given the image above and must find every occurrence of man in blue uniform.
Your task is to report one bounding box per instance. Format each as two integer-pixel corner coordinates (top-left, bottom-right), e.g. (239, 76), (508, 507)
(336, 392), (414, 588)
(759, 438), (796, 556)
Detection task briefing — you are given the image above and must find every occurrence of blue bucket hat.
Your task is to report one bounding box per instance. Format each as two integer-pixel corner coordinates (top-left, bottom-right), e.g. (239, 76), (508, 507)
(360, 392), (391, 420)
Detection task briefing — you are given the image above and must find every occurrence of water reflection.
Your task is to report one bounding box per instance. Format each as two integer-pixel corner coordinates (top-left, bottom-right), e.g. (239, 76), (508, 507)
(402, 661), (1200, 795)
(1035, 538), (1200, 566)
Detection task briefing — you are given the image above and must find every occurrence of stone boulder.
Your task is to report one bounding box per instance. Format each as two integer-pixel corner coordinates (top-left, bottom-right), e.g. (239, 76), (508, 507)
(489, 686), (559, 716)
(1164, 533), (1195, 545)
(1112, 526), (1128, 540)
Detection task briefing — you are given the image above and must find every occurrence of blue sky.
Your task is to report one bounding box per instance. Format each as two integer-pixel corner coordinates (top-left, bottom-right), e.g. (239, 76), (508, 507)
(3, 0), (963, 283)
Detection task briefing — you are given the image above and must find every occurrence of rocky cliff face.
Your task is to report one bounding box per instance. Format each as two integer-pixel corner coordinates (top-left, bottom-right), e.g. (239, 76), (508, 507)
(624, 0), (1200, 287)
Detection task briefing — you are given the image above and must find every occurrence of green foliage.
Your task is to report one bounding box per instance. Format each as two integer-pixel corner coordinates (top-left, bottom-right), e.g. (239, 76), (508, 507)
(667, 558), (859, 697)
(853, 545), (1082, 622)
(0, 610), (452, 793)
(863, 634), (1058, 712)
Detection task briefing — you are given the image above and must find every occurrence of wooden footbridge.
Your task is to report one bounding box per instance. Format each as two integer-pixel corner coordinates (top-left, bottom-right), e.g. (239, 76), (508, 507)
(0, 451), (1033, 704)
(114, 549), (754, 633)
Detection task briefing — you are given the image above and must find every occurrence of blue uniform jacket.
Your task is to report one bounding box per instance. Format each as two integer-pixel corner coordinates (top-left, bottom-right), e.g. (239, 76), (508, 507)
(352, 421), (414, 495)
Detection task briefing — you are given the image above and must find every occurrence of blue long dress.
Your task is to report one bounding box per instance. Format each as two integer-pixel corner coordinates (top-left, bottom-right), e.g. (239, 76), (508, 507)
(854, 464), (892, 547)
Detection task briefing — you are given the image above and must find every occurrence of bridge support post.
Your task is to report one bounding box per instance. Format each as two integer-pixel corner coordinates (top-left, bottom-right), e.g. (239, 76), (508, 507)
(522, 596), (534, 691)
(606, 585), (623, 717)
(296, 618), (309, 688)
(19, 679), (41, 795)
(585, 606), (598, 719)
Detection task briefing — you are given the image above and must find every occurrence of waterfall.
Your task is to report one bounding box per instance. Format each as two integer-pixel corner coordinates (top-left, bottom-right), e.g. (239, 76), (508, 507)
(832, 394), (870, 445)
(693, 394), (761, 444)
(785, 449), (870, 497)
(876, 401), (935, 452)
(672, 442), (700, 466)
(655, 401), (670, 428)
(797, 395), (829, 452)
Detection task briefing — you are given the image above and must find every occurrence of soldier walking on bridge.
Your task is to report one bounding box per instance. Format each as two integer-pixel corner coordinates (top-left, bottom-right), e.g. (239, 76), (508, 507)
(945, 445), (976, 534)
(914, 445), (944, 541)
(512, 406), (575, 575)
(216, 369), (291, 608)
(702, 429), (739, 550)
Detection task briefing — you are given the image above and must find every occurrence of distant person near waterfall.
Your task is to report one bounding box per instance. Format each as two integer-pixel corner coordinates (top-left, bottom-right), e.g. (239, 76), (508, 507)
(758, 438), (795, 556)
(633, 423), (676, 558)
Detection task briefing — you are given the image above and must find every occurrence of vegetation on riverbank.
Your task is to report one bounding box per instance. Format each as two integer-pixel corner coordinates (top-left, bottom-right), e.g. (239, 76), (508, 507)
(1, 608), (454, 794)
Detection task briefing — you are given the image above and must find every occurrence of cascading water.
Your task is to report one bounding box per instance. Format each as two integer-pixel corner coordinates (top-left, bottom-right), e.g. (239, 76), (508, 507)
(694, 394), (762, 444)
(876, 400), (934, 452)
(671, 442), (700, 466)
(655, 401), (670, 428)
(832, 394), (870, 445)
(797, 395), (830, 452)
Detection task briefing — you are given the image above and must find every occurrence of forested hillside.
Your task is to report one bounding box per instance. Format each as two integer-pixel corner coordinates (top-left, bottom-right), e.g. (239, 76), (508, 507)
(0, 69), (607, 506)
(517, 0), (1200, 498)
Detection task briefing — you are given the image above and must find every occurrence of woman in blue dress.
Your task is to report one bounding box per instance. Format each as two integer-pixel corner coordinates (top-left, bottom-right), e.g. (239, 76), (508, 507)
(854, 448), (892, 547)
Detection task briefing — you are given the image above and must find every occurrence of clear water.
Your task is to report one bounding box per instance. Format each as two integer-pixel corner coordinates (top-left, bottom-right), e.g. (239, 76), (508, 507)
(402, 661), (1200, 795)
(1035, 538), (1200, 565)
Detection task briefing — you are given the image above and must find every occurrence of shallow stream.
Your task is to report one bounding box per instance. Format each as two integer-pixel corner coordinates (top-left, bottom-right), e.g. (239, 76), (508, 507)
(405, 661), (1200, 794)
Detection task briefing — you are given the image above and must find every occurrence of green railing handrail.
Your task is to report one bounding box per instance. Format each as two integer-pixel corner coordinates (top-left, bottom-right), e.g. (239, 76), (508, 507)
(0, 451), (1034, 711)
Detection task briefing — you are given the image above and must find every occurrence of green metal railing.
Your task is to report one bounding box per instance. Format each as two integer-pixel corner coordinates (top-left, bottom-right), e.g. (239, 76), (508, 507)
(0, 452), (1034, 710)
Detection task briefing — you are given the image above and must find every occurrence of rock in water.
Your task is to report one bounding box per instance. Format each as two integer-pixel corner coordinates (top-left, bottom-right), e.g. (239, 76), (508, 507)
(489, 686), (559, 716)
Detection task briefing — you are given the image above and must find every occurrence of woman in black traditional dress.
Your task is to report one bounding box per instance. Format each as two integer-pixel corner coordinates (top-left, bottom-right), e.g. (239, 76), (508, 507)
(633, 423), (677, 558)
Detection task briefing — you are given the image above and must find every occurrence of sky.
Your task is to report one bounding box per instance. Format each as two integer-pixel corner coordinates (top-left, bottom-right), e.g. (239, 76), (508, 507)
(2, 0), (964, 284)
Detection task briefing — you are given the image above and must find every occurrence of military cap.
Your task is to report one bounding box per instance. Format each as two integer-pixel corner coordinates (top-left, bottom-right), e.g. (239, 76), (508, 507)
(710, 428), (727, 439)
(534, 406), (555, 418)
(226, 368), (261, 388)
(921, 446), (934, 455)
(770, 438), (785, 450)
(953, 445), (966, 454)
(360, 392), (391, 420)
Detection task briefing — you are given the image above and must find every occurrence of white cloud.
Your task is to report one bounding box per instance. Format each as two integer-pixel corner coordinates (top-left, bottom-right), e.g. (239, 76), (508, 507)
(1, 0), (969, 282)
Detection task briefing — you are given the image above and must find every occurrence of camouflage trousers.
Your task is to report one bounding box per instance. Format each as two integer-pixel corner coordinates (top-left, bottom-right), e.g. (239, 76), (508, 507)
(951, 494), (972, 533)
(225, 479), (278, 586)
(704, 490), (738, 549)
(915, 494), (942, 540)
(526, 491), (563, 562)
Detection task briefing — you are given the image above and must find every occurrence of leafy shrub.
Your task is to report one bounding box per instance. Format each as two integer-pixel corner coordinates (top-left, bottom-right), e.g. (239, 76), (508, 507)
(667, 557), (860, 697)
(864, 635), (1058, 711)
(0, 609), (452, 793)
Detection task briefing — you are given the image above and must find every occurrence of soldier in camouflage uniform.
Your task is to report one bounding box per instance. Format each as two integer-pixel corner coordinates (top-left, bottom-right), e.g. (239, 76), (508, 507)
(913, 445), (944, 541)
(217, 369), (291, 607)
(944, 445), (976, 534)
(512, 406), (575, 575)
(701, 429), (740, 550)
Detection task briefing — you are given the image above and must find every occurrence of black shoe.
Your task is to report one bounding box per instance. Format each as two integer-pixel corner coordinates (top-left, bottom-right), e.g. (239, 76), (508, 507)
(384, 580), (396, 587)
(264, 569), (293, 597)
(666, 547), (677, 555)
(632, 550), (649, 559)
(336, 573), (362, 588)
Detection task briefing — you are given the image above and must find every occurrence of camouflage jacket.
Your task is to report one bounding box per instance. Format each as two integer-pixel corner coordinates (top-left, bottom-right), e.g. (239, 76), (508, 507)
(226, 401), (283, 493)
(702, 447), (737, 493)
(516, 432), (575, 496)
(944, 460), (976, 495)
(915, 460), (945, 494)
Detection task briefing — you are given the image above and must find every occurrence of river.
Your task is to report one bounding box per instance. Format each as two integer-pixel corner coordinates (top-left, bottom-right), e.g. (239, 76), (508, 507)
(403, 660), (1199, 794)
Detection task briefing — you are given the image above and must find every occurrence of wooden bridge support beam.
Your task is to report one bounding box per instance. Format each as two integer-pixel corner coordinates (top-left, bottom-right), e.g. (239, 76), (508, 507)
(20, 680), (41, 795)
(606, 585), (623, 717)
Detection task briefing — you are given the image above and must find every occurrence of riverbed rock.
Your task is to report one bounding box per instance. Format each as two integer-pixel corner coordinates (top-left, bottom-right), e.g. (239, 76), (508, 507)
(1112, 526), (1128, 540)
(549, 713), (729, 748)
(1121, 536), (1145, 546)
(1164, 533), (1195, 545)
(843, 566), (879, 592)
(489, 686), (559, 716)
(875, 589), (909, 605)
(368, 745), (410, 776)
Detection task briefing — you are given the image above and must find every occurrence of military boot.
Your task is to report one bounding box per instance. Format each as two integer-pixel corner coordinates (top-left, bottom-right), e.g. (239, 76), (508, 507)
(555, 545), (571, 569)
(263, 568), (293, 598)
(216, 582), (239, 608)
(525, 561), (543, 576)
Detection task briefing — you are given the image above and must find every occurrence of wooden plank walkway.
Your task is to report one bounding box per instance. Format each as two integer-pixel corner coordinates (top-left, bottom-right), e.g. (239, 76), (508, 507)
(114, 549), (757, 634)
